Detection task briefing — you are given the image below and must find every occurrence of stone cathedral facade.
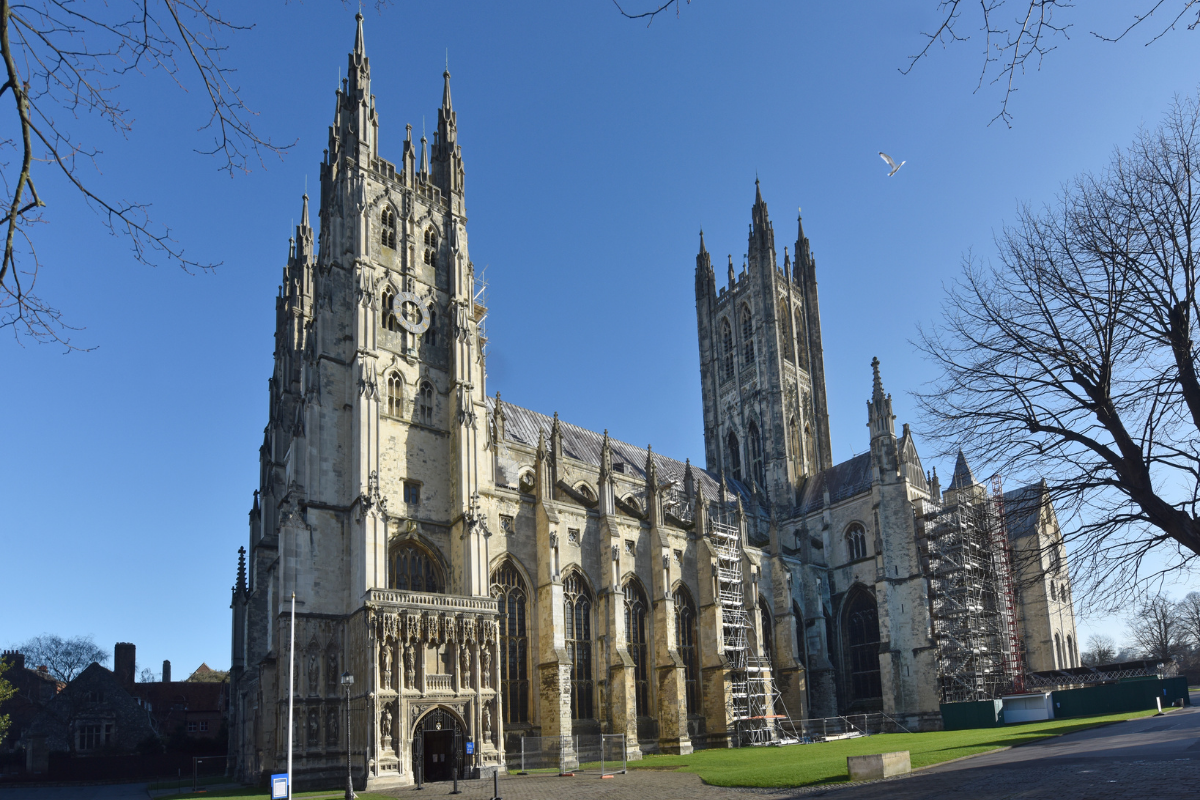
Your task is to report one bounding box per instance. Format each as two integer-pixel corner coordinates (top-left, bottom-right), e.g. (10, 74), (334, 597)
(226, 15), (1079, 790)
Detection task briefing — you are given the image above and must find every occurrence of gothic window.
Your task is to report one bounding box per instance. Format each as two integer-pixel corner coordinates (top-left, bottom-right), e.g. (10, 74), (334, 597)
(419, 381), (434, 425)
(382, 287), (399, 332)
(423, 225), (438, 265)
(759, 596), (774, 664)
(845, 590), (882, 702)
(720, 319), (734, 382)
(386, 372), (403, 417)
(574, 483), (595, 502)
(424, 309), (437, 347)
(794, 307), (809, 371)
(624, 580), (650, 717)
(778, 300), (794, 363)
(748, 421), (765, 489)
(1055, 633), (1063, 669)
(846, 524), (868, 561)
(381, 207), (397, 249)
(403, 481), (421, 505)
(789, 415), (802, 478)
(563, 570), (594, 720)
(674, 586), (699, 716)
(491, 562), (529, 725)
(1050, 582), (1057, 601)
(1067, 634), (1076, 667)
(390, 542), (444, 593)
(727, 431), (742, 482)
(805, 422), (817, 476)
(740, 305), (755, 365)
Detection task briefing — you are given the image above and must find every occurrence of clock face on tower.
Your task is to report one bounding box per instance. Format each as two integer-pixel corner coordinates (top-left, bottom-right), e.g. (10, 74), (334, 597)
(395, 291), (431, 335)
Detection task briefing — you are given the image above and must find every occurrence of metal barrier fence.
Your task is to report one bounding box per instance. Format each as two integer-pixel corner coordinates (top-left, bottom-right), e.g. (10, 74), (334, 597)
(774, 713), (911, 744)
(510, 734), (627, 776)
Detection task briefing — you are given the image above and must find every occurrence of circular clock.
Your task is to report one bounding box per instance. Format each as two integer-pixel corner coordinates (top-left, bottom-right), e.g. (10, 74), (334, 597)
(395, 291), (431, 335)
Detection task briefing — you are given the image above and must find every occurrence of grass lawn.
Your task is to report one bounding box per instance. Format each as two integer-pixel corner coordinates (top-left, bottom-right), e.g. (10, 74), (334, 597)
(629, 708), (1163, 788)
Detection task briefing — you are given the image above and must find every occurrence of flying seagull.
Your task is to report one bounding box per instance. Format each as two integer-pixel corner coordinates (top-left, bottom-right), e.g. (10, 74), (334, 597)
(879, 152), (905, 177)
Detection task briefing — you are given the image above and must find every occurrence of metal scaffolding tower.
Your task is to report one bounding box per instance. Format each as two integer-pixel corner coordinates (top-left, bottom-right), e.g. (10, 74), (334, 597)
(709, 504), (788, 745)
(920, 485), (1024, 703)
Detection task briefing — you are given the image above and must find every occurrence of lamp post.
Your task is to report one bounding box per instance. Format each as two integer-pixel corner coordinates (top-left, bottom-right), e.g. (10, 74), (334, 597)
(341, 671), (355, 800)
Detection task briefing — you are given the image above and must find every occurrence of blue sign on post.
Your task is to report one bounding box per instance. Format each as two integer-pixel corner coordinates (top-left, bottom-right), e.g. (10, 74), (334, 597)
(465, 741), (474, 755)
(270, 773), (289, 799)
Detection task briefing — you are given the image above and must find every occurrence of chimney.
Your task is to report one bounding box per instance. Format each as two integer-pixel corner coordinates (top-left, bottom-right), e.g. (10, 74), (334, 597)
(162, 660), (171, 683)
(114, 642), (136, 689)
(1, 650), (24, 672)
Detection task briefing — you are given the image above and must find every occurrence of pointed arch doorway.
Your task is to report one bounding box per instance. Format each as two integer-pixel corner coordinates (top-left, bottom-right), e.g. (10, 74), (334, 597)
(412, 706), (466, 783)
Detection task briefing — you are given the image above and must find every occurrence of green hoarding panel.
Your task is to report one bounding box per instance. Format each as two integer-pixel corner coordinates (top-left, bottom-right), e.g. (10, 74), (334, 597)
(940, 699), (1004, 730)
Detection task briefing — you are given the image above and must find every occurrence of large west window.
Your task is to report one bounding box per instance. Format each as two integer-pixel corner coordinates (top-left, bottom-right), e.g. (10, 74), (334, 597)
(391, 542), (443, 593)
(491, 562), (529, 724)
(564, 570), (594, 720)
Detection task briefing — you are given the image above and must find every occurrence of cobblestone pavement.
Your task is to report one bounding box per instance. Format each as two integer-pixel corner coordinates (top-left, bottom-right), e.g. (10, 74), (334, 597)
(0, 783), (150, 800)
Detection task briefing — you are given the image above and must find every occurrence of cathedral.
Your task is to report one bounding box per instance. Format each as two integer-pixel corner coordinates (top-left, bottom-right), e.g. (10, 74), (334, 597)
(226, 15), (1079, 790)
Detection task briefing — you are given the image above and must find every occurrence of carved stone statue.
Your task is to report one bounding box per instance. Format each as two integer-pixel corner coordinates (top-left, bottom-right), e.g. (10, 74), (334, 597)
(307, 653), (319, 695)
(459, 643), (471, 687)
(482, 702), (492, 743)
(381, 704), (393, 753)
(404, 643), (415, 689)
(381, 642), (393, 690)
(481, 646), (491, 689)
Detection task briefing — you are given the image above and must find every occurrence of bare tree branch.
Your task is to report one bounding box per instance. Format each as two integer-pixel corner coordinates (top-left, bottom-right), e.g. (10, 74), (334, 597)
(612, 0), (690, 26)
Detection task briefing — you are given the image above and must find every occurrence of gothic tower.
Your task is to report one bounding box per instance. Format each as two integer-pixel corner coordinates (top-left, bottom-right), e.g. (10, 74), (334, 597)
(694, 182), (832, 505)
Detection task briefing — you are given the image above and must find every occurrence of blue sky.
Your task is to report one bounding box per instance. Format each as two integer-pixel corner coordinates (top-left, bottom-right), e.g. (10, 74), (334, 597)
(4, 2), (1198, 674)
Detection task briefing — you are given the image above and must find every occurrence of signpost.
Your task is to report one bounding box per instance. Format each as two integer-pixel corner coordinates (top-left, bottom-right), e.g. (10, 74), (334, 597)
(465, 742), (474, 755)
(271, 774), (288, 800)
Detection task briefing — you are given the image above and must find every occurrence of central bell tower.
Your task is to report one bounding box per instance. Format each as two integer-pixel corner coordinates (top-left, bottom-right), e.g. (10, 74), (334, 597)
(694, 182), (832, 503)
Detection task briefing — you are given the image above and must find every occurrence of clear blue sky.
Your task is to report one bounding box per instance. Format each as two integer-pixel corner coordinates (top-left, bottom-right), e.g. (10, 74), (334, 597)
(5, 2), (1198, 675)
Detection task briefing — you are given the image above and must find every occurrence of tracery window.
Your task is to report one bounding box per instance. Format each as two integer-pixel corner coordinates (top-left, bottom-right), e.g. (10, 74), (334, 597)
(789, 415), (802, 478)
(845, 591), (882, 701)
(846, 524), (868, 561)
(748, 421), (765, 489)
(419, 381), (434, 425)
(423, 226), (438, 265)
(424, 309), (437, 347)
(741, 305), (755, 365)
(727, 431), (742, 482)
(778, 300), (794, 362)
(759, 596), (775, 664)
(382, 287), (399, 332)
(624, 580), (650, 716)
(381, 207), (397, 249)
(491, 562), (529, 724)
(674, 587), (699, 716)
(794, 307), (808, 371)
(720, 319), (734, 381)
(391, 542), (444, 593)
(1055, 633), (1063, 669)
(386, 372), (403, 417)
(563, 571), (594, 720)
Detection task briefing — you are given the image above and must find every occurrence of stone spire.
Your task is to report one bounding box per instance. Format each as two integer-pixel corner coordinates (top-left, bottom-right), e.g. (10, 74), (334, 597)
(727, 254), (736, 290)
(867, 356), (895, 440)
(947, 450), (976, 491)
(235, 546), (247, 596)
(433, 68), (464, 199)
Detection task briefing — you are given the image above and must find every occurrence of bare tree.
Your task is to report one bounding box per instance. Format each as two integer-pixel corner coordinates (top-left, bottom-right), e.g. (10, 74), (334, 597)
(138, 666), (158, 683)
(1177, 591), (1200, 647)
(0, 0), (289, 348)
(1126, 594), (1189, 661)
(903, 2), (1200, 126)
(16, 634), (108, 682)
(1081, 633), (1117, 666)
(915, 94), (1200, 610)
(612, 0), (690, 26)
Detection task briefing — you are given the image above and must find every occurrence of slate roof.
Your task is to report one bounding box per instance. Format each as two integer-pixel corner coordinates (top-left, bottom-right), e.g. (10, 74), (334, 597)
(798, 451), (873, 515)
(1002, 480), (1047, 541)
(487, 396), (750, 502)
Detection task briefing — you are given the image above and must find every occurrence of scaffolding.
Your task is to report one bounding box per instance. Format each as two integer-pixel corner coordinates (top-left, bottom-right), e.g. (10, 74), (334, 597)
(920, 483), (1024, 704)
(709, 504), (790, 745)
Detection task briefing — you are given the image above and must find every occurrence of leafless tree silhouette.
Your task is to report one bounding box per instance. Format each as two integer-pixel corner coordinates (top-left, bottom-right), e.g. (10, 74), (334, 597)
(915, 94), (1200, 611)
(0, 0), (291, 349)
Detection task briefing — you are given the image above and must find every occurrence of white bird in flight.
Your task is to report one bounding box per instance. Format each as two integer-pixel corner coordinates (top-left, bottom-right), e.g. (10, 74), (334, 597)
(879, 152), (905, 177)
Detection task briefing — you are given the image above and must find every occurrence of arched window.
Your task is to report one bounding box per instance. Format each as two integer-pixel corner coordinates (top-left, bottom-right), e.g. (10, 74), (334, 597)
(789, 415), (802, 478)
(720, 319), (734, 381)
(563, 571), (594, 720)
(740, 305), (755, 365)
(424, 309), (437, 347)
(386, 372), (403, 417)
(419, 381), (434, 425)
(726, 431), (742, 482)
(794, 307), (808, 371)
(1054, 633), (1063, 669)
(382, 287), (399, 332)
(423, 225), (438, 265)
(624, 580), (650, 716)
(1050, 582), (1057, 601)
(778, 300), (794, 363)
(575, 483), (595, 502)
(673, 587), (699, 716)
(748, 421), (765, 489)
(491, 562), (529, 724)
(759, 596), (774, 664)
(845, 590), (882, 702)
(1066, 634), (1076, 668)
(381, 207), (397, 249)
(846, 524), (868, 561)
(391, 542), (444, 594)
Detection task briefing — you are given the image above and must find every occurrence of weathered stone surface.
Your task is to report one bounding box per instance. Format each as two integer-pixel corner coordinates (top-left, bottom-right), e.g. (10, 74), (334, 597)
(847, 750), (911, 781)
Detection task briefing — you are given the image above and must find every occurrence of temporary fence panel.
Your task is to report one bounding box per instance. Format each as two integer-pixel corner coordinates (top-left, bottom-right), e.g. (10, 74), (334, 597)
(508, 735), (627, 776)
